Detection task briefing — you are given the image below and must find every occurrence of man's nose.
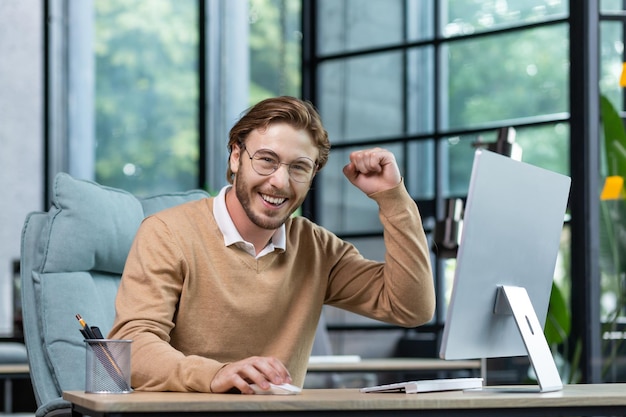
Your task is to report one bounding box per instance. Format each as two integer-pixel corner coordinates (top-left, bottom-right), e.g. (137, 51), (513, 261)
(268, 163), (291, 187)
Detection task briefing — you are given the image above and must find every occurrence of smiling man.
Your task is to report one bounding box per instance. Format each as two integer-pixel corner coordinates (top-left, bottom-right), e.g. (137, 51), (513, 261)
(109, 96), (435, 394)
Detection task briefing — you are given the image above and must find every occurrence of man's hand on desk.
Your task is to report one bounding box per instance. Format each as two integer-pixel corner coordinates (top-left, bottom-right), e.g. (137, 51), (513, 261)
(210, 356), (293, 394)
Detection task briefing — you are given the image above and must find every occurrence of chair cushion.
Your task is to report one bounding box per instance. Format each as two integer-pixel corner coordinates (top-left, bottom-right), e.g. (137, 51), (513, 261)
(37, 174), (211, 275)
(35, 397), (71, 417)
(141, 190), (211, 216)
(39, 173), (144, 275)
(35, 270), (120, 391)
(29, 172), (211, 394)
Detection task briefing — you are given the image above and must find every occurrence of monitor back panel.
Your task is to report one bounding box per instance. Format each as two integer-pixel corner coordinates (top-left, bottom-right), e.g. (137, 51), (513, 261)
(440, 149), (571, 360)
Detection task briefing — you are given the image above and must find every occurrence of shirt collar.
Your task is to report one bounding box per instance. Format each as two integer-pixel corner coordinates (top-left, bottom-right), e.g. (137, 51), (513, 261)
(213, 185), (286, 257)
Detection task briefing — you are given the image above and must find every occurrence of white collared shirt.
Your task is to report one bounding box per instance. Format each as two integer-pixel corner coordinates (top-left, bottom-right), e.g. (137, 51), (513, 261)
(213, 185), (286, 259)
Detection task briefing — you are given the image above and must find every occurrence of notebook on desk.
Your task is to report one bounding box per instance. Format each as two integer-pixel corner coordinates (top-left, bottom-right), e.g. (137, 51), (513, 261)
(360, 377), (483, 394)
(308, 355), (362, 364)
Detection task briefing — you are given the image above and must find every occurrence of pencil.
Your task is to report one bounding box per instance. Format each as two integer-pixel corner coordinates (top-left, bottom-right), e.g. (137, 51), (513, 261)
(76, 314), (98, 339)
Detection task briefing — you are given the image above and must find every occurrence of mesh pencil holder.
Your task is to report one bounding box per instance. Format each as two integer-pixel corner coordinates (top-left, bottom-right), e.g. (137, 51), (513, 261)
(84, 339), (133, 393)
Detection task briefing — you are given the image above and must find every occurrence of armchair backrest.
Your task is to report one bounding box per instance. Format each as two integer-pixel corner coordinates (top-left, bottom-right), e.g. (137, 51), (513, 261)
(20, 173), (209, 417)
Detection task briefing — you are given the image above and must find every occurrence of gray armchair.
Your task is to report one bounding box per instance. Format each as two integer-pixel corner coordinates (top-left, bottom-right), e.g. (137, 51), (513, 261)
(20, 173), (210, 417)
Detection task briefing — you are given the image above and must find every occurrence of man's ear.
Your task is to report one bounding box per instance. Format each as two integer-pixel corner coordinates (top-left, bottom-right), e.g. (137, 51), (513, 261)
(230, 144), (242, 176)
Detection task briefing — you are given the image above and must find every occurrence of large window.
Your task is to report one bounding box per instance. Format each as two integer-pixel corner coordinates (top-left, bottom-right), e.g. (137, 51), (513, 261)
(304, 0), (626, 386)
(94, 0), (200, 195)
(50, 0), (301, 198)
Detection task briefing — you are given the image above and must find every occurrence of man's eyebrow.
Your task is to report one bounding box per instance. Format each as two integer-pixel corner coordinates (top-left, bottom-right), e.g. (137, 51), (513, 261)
(256, 148), (315, 162)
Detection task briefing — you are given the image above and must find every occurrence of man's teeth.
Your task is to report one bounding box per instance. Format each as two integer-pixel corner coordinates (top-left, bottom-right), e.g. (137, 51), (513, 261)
(262, 194), (286, 205)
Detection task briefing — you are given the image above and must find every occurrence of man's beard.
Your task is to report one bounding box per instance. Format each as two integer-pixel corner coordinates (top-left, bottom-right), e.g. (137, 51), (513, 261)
(234, 172), (302, 230)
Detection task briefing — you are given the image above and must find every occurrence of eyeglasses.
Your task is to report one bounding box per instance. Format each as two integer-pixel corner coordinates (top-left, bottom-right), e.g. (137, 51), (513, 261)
(242, 146), (317, 183)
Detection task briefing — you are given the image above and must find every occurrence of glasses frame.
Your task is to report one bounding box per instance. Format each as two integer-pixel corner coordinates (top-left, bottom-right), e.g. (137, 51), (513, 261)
(241, 145), (318, 183)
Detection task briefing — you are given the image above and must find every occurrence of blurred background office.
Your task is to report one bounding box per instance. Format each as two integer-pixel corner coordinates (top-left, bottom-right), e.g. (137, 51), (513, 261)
(2, 1), (626, 409)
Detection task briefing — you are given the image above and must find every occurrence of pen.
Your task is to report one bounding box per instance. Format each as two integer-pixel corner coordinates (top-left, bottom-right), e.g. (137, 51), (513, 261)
(91, 326), (104, 339)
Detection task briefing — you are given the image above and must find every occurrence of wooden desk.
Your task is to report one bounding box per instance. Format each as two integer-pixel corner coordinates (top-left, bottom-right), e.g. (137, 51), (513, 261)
(64, 384), (626, 417)
(306, 357), (481, 373)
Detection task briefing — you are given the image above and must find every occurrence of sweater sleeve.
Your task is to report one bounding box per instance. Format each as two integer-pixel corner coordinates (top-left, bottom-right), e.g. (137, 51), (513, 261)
(324, 180), (435, 327)
(108, 216), (224, 392)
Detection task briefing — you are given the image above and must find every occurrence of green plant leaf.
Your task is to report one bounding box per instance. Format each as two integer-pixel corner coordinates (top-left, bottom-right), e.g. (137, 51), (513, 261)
(545, 282), (570, 346)
(599, 95), (626, 278)
(600, 94), (626, 179)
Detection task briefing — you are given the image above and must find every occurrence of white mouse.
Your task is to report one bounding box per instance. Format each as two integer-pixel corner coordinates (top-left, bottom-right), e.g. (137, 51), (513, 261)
(249, 382), (302, 395)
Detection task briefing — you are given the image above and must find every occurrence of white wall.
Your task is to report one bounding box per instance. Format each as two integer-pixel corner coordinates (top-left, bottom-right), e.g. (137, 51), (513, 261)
(0, 0), (44, 335)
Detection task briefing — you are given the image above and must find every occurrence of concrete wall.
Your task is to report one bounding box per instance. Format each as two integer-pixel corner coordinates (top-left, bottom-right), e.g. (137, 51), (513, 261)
(0, 0), (44, 335)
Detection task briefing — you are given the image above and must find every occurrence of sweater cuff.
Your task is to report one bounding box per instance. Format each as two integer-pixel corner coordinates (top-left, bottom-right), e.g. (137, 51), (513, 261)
(183, 355), (227, 393)
(368, 179), (416, 217)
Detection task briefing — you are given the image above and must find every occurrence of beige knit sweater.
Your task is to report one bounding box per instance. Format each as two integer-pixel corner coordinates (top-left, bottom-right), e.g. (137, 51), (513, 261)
(108, 182), (434, 392)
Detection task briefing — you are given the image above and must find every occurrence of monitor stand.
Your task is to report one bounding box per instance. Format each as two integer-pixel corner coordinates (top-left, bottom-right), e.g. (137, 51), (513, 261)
(490, 285), (563, 393)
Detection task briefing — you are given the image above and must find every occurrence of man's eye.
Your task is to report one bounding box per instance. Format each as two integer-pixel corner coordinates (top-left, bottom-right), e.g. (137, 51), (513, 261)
(291, 163), (311, 173)
(258, 156), (278, 164)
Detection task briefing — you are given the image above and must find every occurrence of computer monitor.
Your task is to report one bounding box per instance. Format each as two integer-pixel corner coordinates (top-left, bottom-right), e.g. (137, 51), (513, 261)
(439, 149), (571, 393)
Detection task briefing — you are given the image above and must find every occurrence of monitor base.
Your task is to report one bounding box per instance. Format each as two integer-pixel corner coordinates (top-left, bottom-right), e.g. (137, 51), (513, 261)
(494, 285), (563, 393)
